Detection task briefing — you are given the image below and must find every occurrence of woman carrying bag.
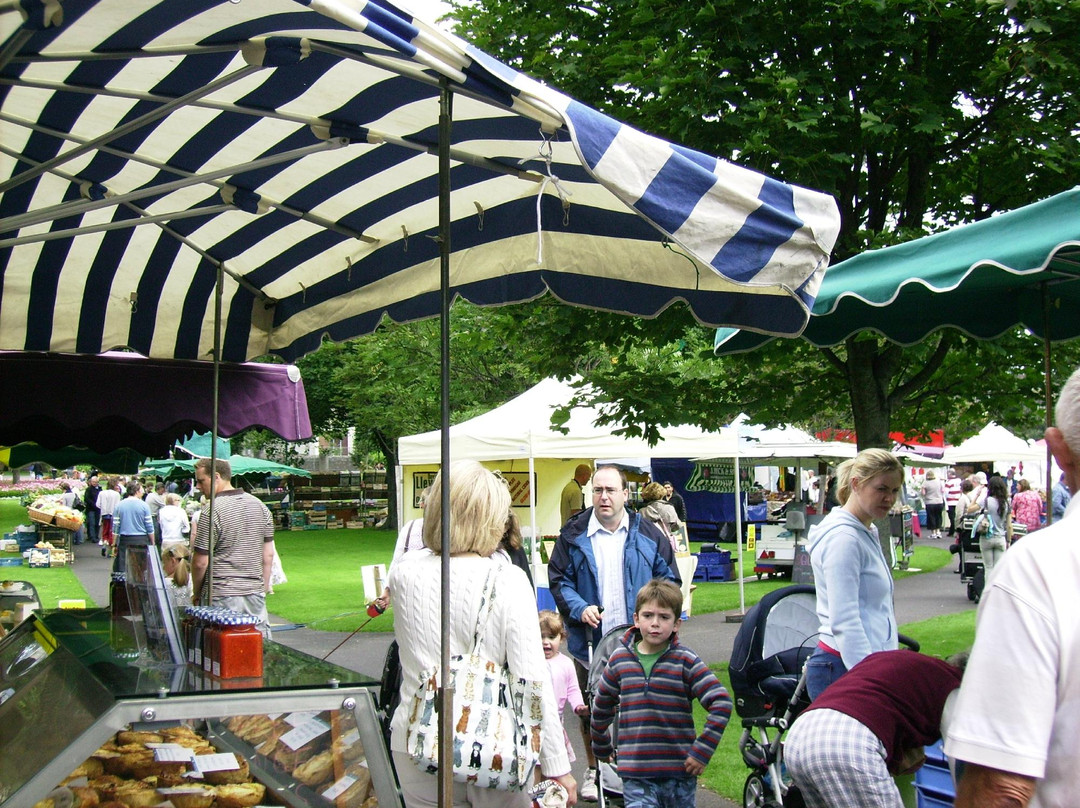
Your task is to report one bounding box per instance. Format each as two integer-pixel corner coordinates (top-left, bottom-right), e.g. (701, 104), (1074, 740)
(980, 475), (1011, 577)
(387, 460), (576, 808)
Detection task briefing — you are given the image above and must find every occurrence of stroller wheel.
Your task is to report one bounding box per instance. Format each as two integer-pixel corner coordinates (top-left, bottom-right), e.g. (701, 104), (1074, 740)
(743, 772), (775, 808)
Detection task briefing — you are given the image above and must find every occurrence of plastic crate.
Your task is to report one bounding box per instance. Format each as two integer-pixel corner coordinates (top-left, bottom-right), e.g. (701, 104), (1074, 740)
(706, 563), (734, 582)
(915, 786), (953, 808)
(915, 763), (953, 796)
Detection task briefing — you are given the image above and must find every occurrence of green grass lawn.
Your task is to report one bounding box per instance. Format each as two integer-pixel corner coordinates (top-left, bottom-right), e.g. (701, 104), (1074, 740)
(0, 498), (98, 607)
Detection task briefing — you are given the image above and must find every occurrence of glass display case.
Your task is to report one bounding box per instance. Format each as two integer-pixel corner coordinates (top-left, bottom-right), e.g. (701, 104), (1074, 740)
(0, 609), (401, 808)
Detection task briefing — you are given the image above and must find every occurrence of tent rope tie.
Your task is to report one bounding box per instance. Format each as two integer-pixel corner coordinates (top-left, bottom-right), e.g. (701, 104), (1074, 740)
(401, 225), (409, 252)
(474, 201), (485, 231)
(520, 131), (572, 265)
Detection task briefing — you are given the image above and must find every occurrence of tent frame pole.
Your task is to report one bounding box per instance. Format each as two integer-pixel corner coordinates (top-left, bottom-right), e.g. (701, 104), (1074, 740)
(437, 79), (454, 808)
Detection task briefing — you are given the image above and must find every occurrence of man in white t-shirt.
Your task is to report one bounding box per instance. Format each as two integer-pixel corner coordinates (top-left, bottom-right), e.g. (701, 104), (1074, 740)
(946, 365), (1080, 808)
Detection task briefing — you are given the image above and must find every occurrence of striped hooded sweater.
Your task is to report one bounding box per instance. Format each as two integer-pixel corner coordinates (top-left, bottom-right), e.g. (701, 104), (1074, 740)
(590, 627), (732, 778)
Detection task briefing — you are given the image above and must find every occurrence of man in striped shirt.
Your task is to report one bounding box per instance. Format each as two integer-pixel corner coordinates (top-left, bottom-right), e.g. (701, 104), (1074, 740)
(191, 457), (276, 636)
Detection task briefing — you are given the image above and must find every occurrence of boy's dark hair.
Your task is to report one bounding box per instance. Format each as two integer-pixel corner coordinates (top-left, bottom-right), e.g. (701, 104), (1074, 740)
(635, 578), (682, 615)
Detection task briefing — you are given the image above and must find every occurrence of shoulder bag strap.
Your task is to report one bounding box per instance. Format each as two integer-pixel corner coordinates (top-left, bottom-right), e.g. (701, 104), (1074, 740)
(470, 567), (498, 654)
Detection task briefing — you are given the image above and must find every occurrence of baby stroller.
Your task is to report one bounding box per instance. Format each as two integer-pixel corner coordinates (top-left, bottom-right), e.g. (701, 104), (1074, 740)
(586, 622), (633, 807)
(728, 584), (817, 808)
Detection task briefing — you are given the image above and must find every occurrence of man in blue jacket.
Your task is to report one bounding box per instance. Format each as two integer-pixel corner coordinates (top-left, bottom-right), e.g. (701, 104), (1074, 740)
(548, 464), (678, 800)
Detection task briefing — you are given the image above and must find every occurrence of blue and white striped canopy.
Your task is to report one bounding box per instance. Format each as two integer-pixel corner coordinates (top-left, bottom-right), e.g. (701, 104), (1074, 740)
(0, 0), (840, 362)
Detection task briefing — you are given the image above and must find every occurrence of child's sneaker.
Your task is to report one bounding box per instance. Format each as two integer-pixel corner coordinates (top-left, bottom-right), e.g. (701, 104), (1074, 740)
(579, 768), (598, 801)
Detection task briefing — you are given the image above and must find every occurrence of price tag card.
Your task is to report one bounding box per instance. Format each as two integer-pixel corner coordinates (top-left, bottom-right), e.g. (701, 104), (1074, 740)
(154, 747), (196, 763)
(283, 711), (318, 727)
(338, 728), (360, 747)
(192, 752), (241, 773)
(321, 775), (357, 800)
(280, 717), (330, 751)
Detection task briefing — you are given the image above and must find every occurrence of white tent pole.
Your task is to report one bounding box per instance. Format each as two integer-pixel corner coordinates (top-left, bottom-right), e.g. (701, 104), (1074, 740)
(734, 424), (745, 616)
(529, 451), (539, 574)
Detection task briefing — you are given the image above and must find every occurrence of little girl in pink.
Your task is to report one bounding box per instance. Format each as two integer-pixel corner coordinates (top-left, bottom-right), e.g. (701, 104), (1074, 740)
(539, 610), (586, 761)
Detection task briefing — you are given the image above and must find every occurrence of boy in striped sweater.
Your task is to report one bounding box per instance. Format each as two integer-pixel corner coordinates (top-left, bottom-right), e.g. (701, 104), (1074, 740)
(590, 579), (732, 807)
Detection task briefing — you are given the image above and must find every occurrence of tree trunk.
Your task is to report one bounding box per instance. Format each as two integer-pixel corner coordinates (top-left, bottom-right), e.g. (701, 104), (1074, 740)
(844, 338), (896, 450)
(372, 429), (398, 531)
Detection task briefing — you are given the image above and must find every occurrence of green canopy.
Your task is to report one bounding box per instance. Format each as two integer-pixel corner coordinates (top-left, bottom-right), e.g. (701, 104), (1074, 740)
(142, 455), (311, 481)
(0, 443), (146, 473)
(715, 187), (1080, 353)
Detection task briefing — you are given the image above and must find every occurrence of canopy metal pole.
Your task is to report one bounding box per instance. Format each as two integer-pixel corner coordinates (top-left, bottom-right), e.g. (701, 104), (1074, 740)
(1043, 282), (1054, 525)
(204, 262), (223, 604)
(437, 78), (453, 808)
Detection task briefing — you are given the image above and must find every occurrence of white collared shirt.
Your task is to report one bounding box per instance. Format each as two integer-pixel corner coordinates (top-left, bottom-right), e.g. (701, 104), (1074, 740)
(588, 509), (630, 631)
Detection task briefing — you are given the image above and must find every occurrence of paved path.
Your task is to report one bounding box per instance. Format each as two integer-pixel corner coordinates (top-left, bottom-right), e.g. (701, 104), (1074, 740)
(68, 533), (971, 808)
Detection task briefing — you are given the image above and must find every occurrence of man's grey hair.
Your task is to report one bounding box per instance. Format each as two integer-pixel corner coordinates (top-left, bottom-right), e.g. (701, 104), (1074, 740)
(1056, 366), (1080, 458)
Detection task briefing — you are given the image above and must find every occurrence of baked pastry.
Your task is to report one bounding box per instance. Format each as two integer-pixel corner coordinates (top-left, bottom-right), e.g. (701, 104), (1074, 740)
(116, 731), (163, 746)
(102, 749), (154, 778)
(111, 781), (157, 808)
(201, 754), (250, 785)
(87, 774), (126, 801)
(213, 783), (266, 808)
(70, 786), (100, 808)
(65, 759), (105, 781)
(231, 715), (276, 746)
(129, 758), (188, 784)
(155, 786), (214, 808)
(292, 749), (335, 788)
(338, 765), (372, 807)
(332, 734), (363, 762)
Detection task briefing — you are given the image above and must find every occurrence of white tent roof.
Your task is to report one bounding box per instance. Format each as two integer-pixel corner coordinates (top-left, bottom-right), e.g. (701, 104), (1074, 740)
(398, 377), (738, 464)
(941, 422), (1048, 465)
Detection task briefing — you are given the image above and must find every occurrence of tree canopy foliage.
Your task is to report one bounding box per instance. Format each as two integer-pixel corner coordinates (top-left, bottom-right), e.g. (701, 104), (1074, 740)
(439, 0), (1080, 447)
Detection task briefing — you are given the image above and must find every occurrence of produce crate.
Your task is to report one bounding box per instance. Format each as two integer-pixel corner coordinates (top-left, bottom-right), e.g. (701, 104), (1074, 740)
(27, 507), (54, 525)
(55, 515), (83, 531)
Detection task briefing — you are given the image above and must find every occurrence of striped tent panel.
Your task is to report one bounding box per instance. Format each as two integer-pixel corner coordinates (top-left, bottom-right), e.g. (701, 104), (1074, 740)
(0, 0), (840, 362)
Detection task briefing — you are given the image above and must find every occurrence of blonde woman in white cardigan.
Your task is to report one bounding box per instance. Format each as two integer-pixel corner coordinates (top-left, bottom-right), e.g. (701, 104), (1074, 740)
(387, 460), (576, 807)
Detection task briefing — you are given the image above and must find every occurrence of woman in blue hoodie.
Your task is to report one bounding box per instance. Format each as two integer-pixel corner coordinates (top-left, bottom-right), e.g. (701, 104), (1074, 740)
(805, 448), (904, 700)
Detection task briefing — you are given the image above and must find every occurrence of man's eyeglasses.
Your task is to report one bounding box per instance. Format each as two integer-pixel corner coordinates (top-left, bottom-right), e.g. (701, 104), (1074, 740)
(593, 487), (624, 497)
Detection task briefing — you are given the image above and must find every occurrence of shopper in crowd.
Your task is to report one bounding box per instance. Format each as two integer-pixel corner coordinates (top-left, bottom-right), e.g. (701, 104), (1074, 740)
(637, 481), (682, 552)
(158, 492), (190, 547)
(1010, 478), (1043, 534)
(113, 481), (154, 575)
(538, 609), (586, 767)
(920, 470), (946, 539)
(804, 448), (903, 699)
(162, 543), (193, 609)
(947, 364), (1080, 807)
(386, 460), (576, 807)
(145, 481), (167, 543)
(561, 464), (593, 525)
(980, 475), (1010, 577)
(591, 579), (731, 808)
(549, 464), (678, 801)
(190, 457), (276, 634)
(786, 650), (964, 808)
(967, 471), (988, 512)
(944, 469), (963, 537)
(1051, 471), (1071, 522)
(96, 477), (122, 558)
(59, 481), (85, 545)
(663, 481), (688, 523)
(496, 508), (533, 585)
(83, 474), (102, 547)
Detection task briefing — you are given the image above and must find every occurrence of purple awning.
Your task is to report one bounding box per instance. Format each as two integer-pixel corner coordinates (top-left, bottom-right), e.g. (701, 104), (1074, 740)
(0, 352), (312, 457)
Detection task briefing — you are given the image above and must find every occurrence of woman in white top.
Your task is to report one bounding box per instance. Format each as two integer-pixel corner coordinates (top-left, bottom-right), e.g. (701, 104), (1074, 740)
(920, 470), (946, 539)
(157, 493), (190, 546)
(387, 461), (575, 807)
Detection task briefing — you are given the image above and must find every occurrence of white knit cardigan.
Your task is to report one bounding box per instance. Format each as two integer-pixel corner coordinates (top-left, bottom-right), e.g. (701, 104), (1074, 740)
(387, 552), (571, 779)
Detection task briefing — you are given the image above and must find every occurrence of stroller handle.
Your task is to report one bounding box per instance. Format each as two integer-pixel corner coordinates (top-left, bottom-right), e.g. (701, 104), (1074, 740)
(898, 633), (921, 653)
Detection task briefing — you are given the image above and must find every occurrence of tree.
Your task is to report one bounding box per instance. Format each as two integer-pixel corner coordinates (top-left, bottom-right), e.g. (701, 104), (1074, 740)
(296, 301), (586, 527)
(450, 0), (1080, 447)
